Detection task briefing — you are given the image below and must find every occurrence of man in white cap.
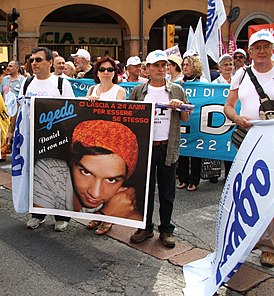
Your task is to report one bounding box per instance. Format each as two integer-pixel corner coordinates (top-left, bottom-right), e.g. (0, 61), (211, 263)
(225, 29), (274, 267)
(129, 49), (190, 248)
(233, 48), (247, 74)
(71, 49), (93, 79)
(123, 56), (148, 82)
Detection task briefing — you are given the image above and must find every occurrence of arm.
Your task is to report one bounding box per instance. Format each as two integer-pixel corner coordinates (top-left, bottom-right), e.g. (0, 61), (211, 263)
(224, 89), (251, 128)
(86, 85), (98, 101)
(101, 187), (141, 220)
(116, 87), (126, 100)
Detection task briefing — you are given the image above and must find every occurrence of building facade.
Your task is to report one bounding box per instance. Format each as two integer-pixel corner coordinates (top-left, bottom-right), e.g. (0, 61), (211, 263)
(0, 0), (273, 63)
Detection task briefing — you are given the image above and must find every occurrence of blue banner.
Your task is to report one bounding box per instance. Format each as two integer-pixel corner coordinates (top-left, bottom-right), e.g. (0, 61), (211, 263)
(68, 79), (240, 161)
(68, 78), (140, 99)
(180, 82), (240, 161)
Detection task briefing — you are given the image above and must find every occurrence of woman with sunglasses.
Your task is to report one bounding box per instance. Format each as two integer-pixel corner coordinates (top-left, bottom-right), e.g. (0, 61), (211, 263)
(86, 56), (126, 101)
(86, 56), (126, 234)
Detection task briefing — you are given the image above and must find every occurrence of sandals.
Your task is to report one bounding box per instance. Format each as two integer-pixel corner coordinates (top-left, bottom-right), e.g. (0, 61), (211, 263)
(87, 220), (113, 235)
(95, 222), (113, 235)
(177, 182), (188, 189)
(187, 184), (197, 191)
(86, 220), (101, 230)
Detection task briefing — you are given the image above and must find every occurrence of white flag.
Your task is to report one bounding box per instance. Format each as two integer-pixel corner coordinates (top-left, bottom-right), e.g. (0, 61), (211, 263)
(190, 18), (211, 81)
(206, 0), (227, 62)
(186, 26), (195, 51)
(183, 120), (274, 295)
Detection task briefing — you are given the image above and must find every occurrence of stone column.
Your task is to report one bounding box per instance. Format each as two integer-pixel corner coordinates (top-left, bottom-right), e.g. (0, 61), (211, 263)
(123, 35), (149, 61)
(17, 32), (39, 63)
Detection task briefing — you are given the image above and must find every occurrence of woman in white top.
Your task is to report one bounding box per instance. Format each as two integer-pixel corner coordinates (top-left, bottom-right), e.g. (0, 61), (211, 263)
(213, 54), (233, 84)
(177, 54), (208, 191)
(86, 56), (126, 234)
(87, 56), (126, 101)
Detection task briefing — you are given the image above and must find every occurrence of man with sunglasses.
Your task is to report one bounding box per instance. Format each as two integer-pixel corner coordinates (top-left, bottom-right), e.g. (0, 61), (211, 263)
(233, 48), (247, 74)
(9, 47), (74, 232)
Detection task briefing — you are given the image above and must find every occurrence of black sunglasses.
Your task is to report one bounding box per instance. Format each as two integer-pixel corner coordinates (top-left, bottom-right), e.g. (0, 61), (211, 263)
(234, 55), (245, 60)
(29, 57), (47, 63)
(98, 67), (115, 73)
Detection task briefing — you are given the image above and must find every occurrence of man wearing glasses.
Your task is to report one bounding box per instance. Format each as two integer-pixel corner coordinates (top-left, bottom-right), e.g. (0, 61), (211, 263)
(225, 30), (274, 268)
(9, 47), (74, 232)
(71, 49), (94, 79)
(233, 48), (247, 74)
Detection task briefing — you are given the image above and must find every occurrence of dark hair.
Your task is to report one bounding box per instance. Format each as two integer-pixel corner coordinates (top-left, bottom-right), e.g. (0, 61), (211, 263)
(70, 142), (128, 177)
(31, 47), (53, 61)
(91, 55), (100, 63)
(24, 54), (32, 64)
(116, 62), (124, 75)
(169, 61), (181, 73)
(0, 62), (8, 75)
(94, 56), (118, 84)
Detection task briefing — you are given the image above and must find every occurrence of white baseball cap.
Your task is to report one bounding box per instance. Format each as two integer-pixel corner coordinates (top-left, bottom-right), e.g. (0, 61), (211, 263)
(71, 49), (91, 61)
(233, 48), (247, 57)
(248, 29), (274, 48)
(146, 50), (168, 64)
(126, 56), (141, 67)
(218, 54), (233, 64)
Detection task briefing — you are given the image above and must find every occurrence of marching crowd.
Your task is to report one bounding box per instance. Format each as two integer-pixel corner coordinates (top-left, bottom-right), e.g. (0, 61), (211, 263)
(0, 29), (273, 267)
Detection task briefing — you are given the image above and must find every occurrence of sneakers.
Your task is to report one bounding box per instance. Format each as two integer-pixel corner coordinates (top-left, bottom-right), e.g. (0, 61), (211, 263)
(159, 232), (175, 248)
(130, 229), (154, 243)
(260, 251), (274, 267)
(54, 220), (69, 232)
(26, 217), (45, 229)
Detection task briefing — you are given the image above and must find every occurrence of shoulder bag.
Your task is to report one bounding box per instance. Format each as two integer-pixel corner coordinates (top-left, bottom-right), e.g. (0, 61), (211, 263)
(231, 67), (272, 149)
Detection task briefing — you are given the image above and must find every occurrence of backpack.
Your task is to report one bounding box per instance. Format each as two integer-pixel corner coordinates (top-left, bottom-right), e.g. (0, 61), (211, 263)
(23, 76), (63, 96)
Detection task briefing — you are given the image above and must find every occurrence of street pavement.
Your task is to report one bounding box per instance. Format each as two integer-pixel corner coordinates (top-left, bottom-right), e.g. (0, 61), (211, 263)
(0, 156), (273, 295)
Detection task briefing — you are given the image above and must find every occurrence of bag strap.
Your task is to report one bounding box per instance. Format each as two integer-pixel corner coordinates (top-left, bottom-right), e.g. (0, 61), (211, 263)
(23, 76), (64, 96)
(245, 67), (269, 102)
(23, 76), (35, 95)
(57, 77), (63, 95)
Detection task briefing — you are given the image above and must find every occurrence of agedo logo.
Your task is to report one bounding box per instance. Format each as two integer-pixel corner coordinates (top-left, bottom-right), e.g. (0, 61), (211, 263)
(215, 136), (271, 285)
(38, 100), (77, 130)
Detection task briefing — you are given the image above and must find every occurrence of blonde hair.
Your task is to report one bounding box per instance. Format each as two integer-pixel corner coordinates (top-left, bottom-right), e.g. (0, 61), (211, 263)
(183, 55), (203, 78)
(64, 61), (76, 77)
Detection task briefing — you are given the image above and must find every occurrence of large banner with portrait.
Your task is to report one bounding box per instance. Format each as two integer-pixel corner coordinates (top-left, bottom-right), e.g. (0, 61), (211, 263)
(29, 98), (154, 229)
(69, 79), (240, 161)
(183, 120), (274, 295)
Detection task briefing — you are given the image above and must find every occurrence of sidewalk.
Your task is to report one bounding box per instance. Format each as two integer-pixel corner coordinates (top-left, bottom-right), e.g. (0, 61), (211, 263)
(1, 164), (273, 295)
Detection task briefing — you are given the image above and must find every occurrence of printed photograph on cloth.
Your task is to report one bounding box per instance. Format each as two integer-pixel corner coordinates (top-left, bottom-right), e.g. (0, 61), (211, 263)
(29, 97), (154, 228)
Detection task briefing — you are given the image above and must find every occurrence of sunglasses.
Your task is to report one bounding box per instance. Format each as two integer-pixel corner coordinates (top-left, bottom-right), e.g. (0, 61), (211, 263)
(98, 67), (115, 73)
(234, 55), (245, 60)
(29, 57), (47, 63)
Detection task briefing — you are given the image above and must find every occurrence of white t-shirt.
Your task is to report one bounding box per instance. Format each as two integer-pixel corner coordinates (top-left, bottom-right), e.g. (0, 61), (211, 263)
(144, 85), (171, 141)
(19, 75), (75, 97)
(91, 84), (122, 100)
(230, 66), (274, 120)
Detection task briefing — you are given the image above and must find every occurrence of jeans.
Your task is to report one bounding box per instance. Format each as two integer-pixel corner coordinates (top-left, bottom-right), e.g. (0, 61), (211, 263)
(146, 144), (176, 233)
(178, 155), (201, 186)
(31, 213), (70, 222)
